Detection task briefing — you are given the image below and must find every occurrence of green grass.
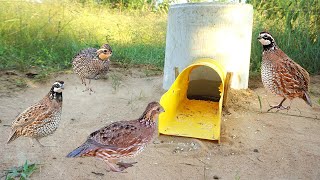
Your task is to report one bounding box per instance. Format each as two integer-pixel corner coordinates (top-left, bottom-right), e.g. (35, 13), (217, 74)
(0, 1), (319, 76)
(0, 1), (166, 75)
(5, 160), (38, 180)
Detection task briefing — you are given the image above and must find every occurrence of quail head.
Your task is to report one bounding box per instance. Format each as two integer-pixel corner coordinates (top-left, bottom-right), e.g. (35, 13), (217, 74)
(66, 101), (164, 172)
(7, 81), (65, 147)
(257, 31), (312, 112)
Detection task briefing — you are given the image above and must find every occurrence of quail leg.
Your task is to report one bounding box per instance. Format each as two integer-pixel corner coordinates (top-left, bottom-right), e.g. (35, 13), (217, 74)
(81, 77), (86, 86)
(82, 79), (94, 94)
(87, 79), (94, 94)
(82, 78), (89, 92)
(267, 98), (290, 112)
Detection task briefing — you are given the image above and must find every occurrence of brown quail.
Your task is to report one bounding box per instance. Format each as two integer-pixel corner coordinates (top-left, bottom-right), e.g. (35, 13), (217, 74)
(257, 32), (312, 112)
(7, 81), (65, 147)
(66, 102), (164, 172)
(72, 44), (112, 93)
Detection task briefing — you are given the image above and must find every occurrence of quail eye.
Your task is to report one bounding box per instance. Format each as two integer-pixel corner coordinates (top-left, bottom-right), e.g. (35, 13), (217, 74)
(103, 50), (107, 53)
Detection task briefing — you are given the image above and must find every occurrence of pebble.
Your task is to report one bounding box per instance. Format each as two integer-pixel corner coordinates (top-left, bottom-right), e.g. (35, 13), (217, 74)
(213, 175), (220, 179)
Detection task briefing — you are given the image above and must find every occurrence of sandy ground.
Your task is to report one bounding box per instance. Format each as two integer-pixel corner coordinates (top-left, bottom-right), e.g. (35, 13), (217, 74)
(0, 68), (320, 180)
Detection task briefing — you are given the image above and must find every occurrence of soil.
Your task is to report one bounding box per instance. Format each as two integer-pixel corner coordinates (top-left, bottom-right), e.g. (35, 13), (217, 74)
(0, 68), (320, 180)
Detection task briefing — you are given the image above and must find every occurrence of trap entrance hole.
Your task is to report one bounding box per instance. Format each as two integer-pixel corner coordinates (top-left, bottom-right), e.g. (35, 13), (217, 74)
(187, 66), (222, 102)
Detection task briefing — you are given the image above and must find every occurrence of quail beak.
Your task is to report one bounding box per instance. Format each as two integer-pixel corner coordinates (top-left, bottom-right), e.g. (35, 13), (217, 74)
(160, 107), (165, 113)
(61, 84), (65, 90)
(257, 36), (262, 40)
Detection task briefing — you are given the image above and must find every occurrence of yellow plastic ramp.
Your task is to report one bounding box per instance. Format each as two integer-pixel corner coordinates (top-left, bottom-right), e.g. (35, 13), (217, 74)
(159, 59), (226, 142)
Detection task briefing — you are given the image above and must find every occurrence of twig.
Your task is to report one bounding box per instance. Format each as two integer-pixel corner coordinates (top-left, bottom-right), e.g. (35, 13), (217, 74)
(265, 111), (319, 120)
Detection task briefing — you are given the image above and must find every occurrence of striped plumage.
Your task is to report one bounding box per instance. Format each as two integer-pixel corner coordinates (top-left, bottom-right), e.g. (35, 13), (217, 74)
(72, 44), (112, 93)
(67, 102), (164, 172)
(7, 81), (65, 147)
(258, 32), (312, 111)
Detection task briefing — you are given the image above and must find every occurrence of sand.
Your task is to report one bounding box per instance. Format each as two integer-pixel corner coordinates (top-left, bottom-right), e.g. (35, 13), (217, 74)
(0, 68), (320, 180)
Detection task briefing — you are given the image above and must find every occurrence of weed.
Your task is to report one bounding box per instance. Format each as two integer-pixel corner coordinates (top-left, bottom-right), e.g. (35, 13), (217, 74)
(234, 171), (241, 180)
(110, 73), (122, 92)
(5, 160), (38, 180)
(143, 67), (163, 77)
(257, 94), (262, 112)
(127, 90), (146, 109)
(14, 78), (28, 88)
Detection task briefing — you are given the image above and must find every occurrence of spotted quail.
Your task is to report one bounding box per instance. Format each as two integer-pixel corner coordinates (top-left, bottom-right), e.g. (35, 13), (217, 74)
(7, 81), (65, 147)
(66, 102), (164, 172)
(72, 44), (112, 93)
(257, 32), (312, 112)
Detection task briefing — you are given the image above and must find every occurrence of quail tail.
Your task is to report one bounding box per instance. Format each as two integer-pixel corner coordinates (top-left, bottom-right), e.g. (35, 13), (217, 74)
(7, 131), (19, 144)
(66, 142), (95, 158)
(302, 92), (312, 107)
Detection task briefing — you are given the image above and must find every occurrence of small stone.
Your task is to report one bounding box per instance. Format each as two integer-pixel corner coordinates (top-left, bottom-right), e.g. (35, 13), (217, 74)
(153, 140), (161, 144)
(71, 118), (76, 121)
(213, 175), (220, 179)
(254, 149), (259, 153)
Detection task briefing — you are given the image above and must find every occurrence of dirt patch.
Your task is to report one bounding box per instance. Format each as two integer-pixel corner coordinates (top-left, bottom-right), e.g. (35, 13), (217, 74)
(0, 69), (320, 179)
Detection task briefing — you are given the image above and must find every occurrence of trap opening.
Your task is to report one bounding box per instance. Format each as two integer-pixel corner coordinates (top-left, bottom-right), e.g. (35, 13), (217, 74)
(187, 66), (222, 102)
(159, 59), (226, 142)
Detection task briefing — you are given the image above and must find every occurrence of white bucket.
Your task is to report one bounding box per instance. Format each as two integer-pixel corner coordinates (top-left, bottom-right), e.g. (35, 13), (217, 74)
(163, 2), (253, 90)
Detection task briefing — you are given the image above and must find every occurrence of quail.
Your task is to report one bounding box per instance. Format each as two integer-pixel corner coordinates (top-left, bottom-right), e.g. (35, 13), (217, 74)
(66, 102), (164, 172)
(7, 81), (65, 147)
(72, 44), (112, 93)
(257, 31), (312, 111)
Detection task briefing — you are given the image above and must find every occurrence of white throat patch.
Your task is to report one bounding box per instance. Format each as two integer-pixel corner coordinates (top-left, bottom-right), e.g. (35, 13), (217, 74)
(259, 38), (271, 45)
(53, 87), (63, 93)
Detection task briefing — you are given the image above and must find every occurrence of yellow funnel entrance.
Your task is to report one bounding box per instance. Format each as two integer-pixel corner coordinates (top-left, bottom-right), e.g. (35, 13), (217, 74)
(159, 59), (226, 142)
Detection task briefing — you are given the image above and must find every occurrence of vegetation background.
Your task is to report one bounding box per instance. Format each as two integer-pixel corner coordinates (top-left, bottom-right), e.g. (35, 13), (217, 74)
(0, 0), (319, 78)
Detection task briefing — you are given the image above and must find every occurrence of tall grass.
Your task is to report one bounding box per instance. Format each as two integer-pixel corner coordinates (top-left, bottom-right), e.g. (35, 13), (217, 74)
(0, 1), (166, 73)
(0, 1), (319, 75)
